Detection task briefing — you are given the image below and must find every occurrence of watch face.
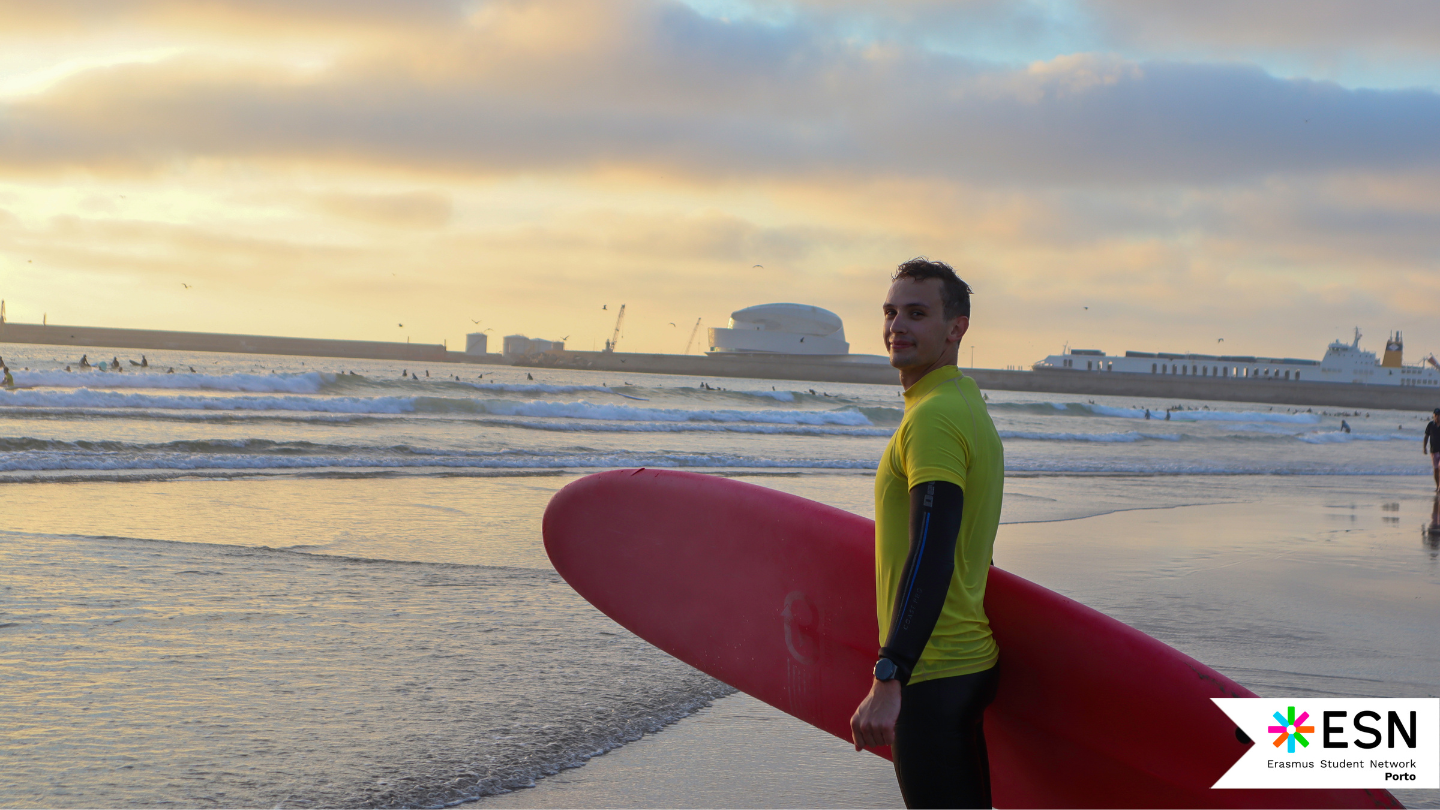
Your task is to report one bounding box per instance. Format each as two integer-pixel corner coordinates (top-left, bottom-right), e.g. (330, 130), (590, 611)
(874, 658), (896, 681)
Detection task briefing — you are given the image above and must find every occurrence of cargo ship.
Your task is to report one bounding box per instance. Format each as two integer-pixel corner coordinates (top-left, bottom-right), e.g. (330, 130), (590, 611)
(1034, 329), (1440, 387)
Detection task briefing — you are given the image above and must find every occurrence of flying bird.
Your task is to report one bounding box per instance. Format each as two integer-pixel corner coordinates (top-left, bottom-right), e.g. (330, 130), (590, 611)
(398, 323), (404, 328)
(470, 319), (482, 324)
(560, 335), (570, 341)
(753, 264), (763, 268)
(1218, 338), (1225, 343)
(182, 283), (191, 289)
(602, 304), (607, 310)
(1083, 306), (1087, 310)
(669, 322), (676, 327)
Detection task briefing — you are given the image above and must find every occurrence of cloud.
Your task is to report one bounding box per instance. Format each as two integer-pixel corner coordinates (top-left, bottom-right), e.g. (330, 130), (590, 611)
(5, 0), (1440, 364)
(1086, 0), (1440, 62)
(313, 190), (453, 229)
(3, 1), (1437, 188)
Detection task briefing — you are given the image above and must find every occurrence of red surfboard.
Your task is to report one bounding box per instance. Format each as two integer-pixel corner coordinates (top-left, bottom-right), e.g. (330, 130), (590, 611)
(543, 469), (1400, 809)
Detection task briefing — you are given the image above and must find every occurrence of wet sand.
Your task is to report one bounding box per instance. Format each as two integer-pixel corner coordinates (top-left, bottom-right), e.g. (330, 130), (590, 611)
(482, 480), (1440, 809)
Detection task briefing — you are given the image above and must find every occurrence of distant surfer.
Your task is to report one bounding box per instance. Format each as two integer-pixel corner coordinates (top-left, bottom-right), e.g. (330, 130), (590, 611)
(850, 258), (1003, 808)
(1340, 419), (1351, 433)
(1425, 408), (1440, 491)
(2, 366), (13, 388)
(79, 354), (90, 369)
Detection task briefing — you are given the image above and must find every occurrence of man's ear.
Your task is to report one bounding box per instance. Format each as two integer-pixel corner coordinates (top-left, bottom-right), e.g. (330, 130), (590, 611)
(949, 316), (970, 345)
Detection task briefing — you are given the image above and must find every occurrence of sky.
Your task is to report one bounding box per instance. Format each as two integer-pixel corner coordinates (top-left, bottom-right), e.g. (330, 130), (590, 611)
(2, 0), (1438, 367)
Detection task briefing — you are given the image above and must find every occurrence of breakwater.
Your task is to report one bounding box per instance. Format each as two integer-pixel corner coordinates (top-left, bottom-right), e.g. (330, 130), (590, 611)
(1, 321), (451, 363)
(517, 350), (1440, 411)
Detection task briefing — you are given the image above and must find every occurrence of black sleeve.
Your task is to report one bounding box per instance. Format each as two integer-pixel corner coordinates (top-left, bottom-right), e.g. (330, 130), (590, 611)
(878, 480), (964, 685)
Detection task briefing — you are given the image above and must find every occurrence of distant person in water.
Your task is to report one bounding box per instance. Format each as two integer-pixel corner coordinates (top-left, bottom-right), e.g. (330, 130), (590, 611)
(141, 355), (148, 368)
(2, 366), (13, 388)
(79, 354), (90, 368)
(1340, 419), (1351, 434)
(1425, 409), (1440, 491)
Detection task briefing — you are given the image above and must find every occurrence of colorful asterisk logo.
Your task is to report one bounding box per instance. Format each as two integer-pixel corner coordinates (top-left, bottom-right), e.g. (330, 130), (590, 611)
(1269, 706), (1314, 753)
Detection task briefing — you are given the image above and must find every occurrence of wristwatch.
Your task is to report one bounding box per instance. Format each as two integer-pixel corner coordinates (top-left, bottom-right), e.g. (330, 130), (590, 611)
(873, 657), (901, 683)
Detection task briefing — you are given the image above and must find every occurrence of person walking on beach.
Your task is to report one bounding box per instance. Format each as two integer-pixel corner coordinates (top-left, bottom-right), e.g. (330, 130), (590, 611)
(1425, 408), (1440, 491)
(850, 258), (1004, 809)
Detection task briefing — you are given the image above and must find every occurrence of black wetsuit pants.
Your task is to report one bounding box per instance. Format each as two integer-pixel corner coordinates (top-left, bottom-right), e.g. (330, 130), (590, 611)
(891, 665), (1001, 809)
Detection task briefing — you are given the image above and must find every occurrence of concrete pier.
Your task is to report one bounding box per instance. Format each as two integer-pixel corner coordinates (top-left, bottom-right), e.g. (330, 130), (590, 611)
(1, 321), (449, 363)
(516, 349), (1440, 411)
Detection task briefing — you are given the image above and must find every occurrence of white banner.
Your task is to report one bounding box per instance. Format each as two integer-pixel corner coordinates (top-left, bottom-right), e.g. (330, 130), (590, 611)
(1212, 699), (1439, 789)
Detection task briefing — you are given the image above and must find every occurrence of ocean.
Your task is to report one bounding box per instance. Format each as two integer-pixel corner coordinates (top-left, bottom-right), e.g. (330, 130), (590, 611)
(2, 345), (1438, 808)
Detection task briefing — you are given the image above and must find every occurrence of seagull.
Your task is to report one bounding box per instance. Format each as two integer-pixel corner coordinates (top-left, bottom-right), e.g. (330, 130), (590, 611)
(753, 264), (763, 268)
(560, 335), (570, 341)
(182, 283), (191, 289)
(398, 323), (404, 328)
(470, 319), (481, 324)
(1218, 338), (1225, 343)
(602, 304), (607, 310)
(1083, 306), (1087, 310)
(669, 322), (676, 327)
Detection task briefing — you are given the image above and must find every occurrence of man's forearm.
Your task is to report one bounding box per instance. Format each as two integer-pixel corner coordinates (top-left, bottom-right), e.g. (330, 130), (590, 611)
(879, 480), (964, 682)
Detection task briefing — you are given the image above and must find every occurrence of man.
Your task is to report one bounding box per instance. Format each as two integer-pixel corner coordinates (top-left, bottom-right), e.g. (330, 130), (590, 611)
(1425, 408), (1440, 491)
(850, 258), (1005, 808)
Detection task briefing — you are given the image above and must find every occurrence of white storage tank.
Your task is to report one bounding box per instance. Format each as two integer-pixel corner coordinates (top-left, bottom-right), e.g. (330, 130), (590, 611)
(708, 303), (849, 355)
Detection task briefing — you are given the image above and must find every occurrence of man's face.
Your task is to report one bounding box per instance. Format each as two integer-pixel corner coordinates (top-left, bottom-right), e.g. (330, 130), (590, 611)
(883, 277), (968, 371)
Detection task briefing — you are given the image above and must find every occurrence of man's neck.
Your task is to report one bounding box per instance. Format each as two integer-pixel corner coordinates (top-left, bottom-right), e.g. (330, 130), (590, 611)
(899, 356), (958, 390)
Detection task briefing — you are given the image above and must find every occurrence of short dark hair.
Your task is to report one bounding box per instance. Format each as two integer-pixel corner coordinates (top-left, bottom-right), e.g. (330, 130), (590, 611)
(892, 257), (972, 319)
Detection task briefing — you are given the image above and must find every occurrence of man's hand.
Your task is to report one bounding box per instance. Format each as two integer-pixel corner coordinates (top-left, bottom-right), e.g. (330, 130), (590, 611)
(850, 678), (901, 751)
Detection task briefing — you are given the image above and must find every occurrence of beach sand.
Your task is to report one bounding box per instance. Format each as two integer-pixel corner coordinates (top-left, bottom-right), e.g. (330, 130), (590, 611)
(480, 693), (902, 809)
(483, 477), (1440, 809)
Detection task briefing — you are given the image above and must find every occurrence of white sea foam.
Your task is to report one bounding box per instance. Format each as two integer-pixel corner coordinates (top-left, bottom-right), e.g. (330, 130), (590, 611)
(0, 450), (880, 474)
(1085, 403), (1320, 423)
(735, 389), (797, 402)
(9, 369), (331, 394)
(0, 389), (872, 425)
(463, 383), (616, 395)
(995, 401), (1322, 424)
(1167, 409), (1320, 424)
(0, 388), (415, 414)
(1297, 431), (1412, 444)
(473, 399), (872, 425)
(470, 418), (892, 436)
(998, 430), (1181, 443)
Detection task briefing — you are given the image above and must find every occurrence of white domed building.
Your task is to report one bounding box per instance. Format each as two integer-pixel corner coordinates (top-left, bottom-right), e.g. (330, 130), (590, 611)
(707, 303), (851, 356)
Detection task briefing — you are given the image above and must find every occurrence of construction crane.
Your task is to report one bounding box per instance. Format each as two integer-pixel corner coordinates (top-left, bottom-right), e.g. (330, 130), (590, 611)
(682, 317), (703, 355)
(604, 304), (626, 352)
